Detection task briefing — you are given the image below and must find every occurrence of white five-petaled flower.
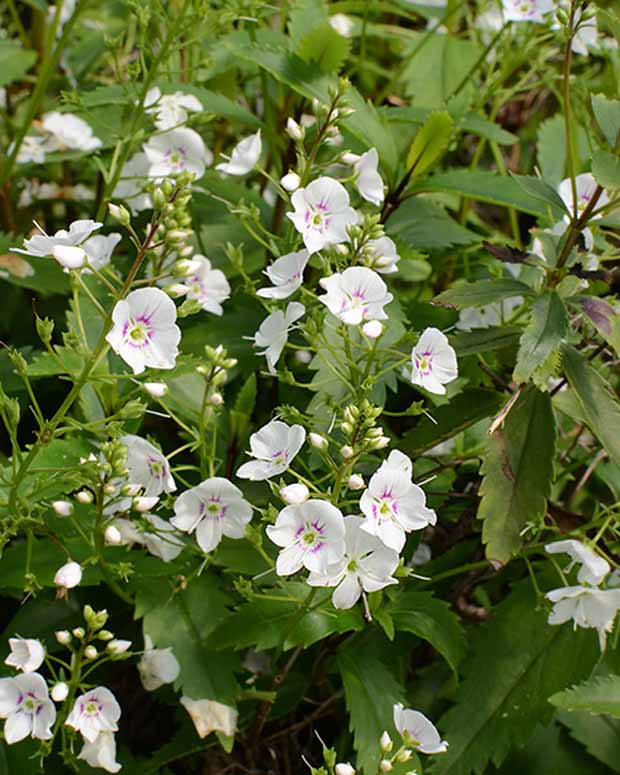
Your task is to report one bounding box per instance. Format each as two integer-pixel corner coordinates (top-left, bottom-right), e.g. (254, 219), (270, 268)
(366, 236), (400, 274)
(144, 87), (203, 130)
(5, 638), (45, 674)
(41, 111), (102, 152)
(172, 254), (230, 315)
(171, 477), (253, 553)
(393, 703), (448, 755)
(257, 250), (310, 300)
(12, 219), (102, 260)
(545, 539), (610, 587)
(252, 301), (305, 373)
(65, 687), (121, 743)
(138, 635), (181, 691)
(410, 327), (458, 395)
(112, 152), (153, 213)
(180, 697), (238, 739)
(78, 730), (121, 773)
(121, 434), (176, 497)
(267, 499), (346, 576)
(307, 516), (399, 609)
(0, 673), (56, 743)
(144, 127), (212, 181)
(82, 233), (122, 272)
(113, 514), (184, 562)
(287, 177), (358, 254)
(558, 173), (609, 221)
(15, 136), (47, 164)
(319, 267), (393, 325)
(349, 148), (385, 206)
(216, 130), (262, 176)
(501, 0), (554, 23)
(360, 450), (436, 553)
(106, 288), (181, 375)
(546, 585), (620, 651)
(236, 419), (306, 481)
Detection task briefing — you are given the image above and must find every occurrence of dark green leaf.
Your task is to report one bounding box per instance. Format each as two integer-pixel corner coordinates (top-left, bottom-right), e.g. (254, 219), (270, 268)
(592, 93), (620, 148)
(435, 279), (534, 309)
(513, 292), (568, 384)
(592, 149), (620, 190)
(511, 174), (569, 217)
(297, 23), (350, 72)
(558, 709), (620, 771)
(550, 674), (620, 717)
(0, 40), (36, 88)
(450, 326), (521, 355)
(387, 198), (479, 250)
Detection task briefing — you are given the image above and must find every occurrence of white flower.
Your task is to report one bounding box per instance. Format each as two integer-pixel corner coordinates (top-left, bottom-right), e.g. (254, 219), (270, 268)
(121, 433), (176, 497)
(112, 152), (152, 213)
(180, 697), (238, 738)
(287, 177), (358, 254)
(319, 267), (393, 325)
(171, 254), (230, 315)
(410, 327), (458, 395)
(257, 250), (309, 300)
(366, 236), (400, 274)
(546, 585), (620, 651)
(360, 450), (436, 553)
(144, 128), (212, 181)
(216, 130), (262, 176)
(5, 638), (45, 674)
(330, 13), (355, 37)
(82, 233), (122, 272)
(106, 288), (181, 375)
(142, 514), (184, 561)
(144, 87), (203, 130)
(171, 477), (253, 553)
(558, 173), (609, 221)
(78, 731), (121, 773)
(53, 245), (87, 270)
(42, 111), (102, 152)
(0, 673), (56, 743)
(350, 148), (384, 206)
(138, 635), (180, 691)
(15, 136), (46, 164)
(501, 0), (554, 24)
(280, 483), (309, 505)
(66, 687), (121, 743)
(54, 561), (82, 589)
(393, 703), (448, 755)
(545, 539), (610, 587)
(12, 219), (102, 259)
(252, 301), (305, 373)
(266, 499), (346, 576)
(236, 419), (306, 481)
(307, 516), (399, 608)
(280, 171), (301, 191)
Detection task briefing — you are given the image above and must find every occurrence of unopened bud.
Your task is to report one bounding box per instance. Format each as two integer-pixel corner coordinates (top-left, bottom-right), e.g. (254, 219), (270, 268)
(144, 382), (168, 398)
(379, 761), (392, 773)
(103, 483), (117, 495)
(210, 392), (224, 406)
(286, 117), (304, 141)
(72, 627), (85, 640)
(167, 283), (189, 298)
(341, 151), (361, 165)
(75, 490), (93, 505)
(280, 483), (309, 505)
(380, 731), (393, 753)
(98, 630), (114, 642)
(51, 682), (69, 702)
(295, 350), (312, 365)
(84, 645), (98, 660)
(104, 525), (122, 545)
(335, 765), (355, 775)
(133, 496), (159, 512)
(108, 203), (130, 226)
(335, 243), (349, 257)
(52, 500), (73, 517)
(348, 474), (365, 490)
(107, 639), (131, 655)
(362, 320), (383, 339)
(309, 432), (328, 451)
(340, 445), (354, 460)
(280, 171), (300, 191)
(121, 483), (141, 497)
(395, 750), (412, 763)
(55, 630), (71, 645)
(174, 258), (201, 276)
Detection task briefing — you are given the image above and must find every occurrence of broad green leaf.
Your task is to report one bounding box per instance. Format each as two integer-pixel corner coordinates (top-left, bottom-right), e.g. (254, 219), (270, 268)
(389, 591), (465, 673)
(387, 198), (478, 250)
(0, 40), (36, 88)
(550, 675), (620, 717)
(401, 389), (504, 457)
(431, 578), (600, 775)
(558, 709), (620, 771)
(537, 115), (566, 189)
(297, 23), (350, 72)
(513, 292), (568, 384)
(592, 149), (620, 190)
(344, 89), (399, 179)
(592, 93), (620, 148)
(511, 173), (570, 217)
(561, 344), (620, 469)
(450, 326), (521, 355)
(435, 279), (534, 309)
(406, 111), (454, 177)
(574, 295), (620, 358)
(383, 106), (517, 145)
(477, 386), (556, 563)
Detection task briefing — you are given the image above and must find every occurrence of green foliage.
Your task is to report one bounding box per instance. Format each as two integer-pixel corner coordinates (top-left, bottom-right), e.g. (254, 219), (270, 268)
(592, 93), (620, 148)
(550, 675), (620, 717)
(0, 40), (36, 87)
(592, 149), (620, 190)
(435, 279), (534, 309)
(513, 292), (568, 385)
(406, 112), (454, 178)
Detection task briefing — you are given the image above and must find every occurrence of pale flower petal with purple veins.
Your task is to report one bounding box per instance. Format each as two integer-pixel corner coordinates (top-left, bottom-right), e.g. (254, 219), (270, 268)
(410, 327), (458, 395)
(352, 148), (385, 206)
(393, 703), (448, 755)
(545, 539), (610, 586)
(121, 433), (176, 497)
(252, 301), (305, 373)
(236, 419), (306, 480)
(501, 0), (554, 23)
(145, 87), (203, 130)
(144, 127), (212, 181)
(78, 730), (121, 773)
(0, 673), (56, 744)
(173, 254), (230, 315)
(5, 638), (45, 674)
(257, 250), (310, 300)
(65, 687), (121, 743)
(82, 233), (122, 272)
(216, 130), (262, 176)
(12, 219), (102, 259)
(366, 236), (400, 274)
(267, 500), (346, 575)
(41, 111), (102, 152)
(546, 585), (620, 651)
(558, 172), (609, 222)
(319, 266), (393, 325)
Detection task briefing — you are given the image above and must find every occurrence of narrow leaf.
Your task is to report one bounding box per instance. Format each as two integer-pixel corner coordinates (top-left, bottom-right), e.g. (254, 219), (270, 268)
(406, 111), (454, 177)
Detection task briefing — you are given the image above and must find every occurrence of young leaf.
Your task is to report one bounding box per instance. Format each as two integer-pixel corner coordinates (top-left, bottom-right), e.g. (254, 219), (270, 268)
(591, 149), (620, 190)
(435, 279), (534, 309)
(592, 93), (620, 148)
(513, 292), (568, 384)
(477, 386), (556, 564)
(511, 174), (570, 217)
(297, 23), (351, 72)
(406, 112), (454, 178)
(550, 675), (620, 717)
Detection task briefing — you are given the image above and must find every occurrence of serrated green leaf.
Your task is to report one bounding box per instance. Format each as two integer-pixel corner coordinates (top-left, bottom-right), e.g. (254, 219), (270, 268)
(477, 386), (556, 563)
(435, 279), (534, 309)
(592, 149), (620, 190)
(511, 173), (570, 217)
(550, 675), (620, 717)
(0, 40), (36, 88)
(297, 23), (350, 72)
(558, 709), (620, 771)
(406, 111), (453, 177)
(592, 93), (620, 148)
(387, 198), (478, 250)
(561, 344), (620, 469)
(537, 115), (566, 189)
(450, 326), (521, 355)
(513, 292), (568, 384)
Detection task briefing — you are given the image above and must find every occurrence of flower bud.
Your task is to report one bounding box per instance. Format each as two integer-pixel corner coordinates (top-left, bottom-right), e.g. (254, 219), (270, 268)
(335, 764), (355, 775)
(144, 382), (168, 398)
(380, 731), (393, 753)
(98, 631), (114, 642)
(104, 525), (122, 545)
(309, 433), (328, 451)
(362, 320), (383, 339)
(121, 483), (142, 497)
(54, 561), (82, 590)
(84, 645), (98, 660)
(395, 750), (412, 763)
(167, 283), (189, 298)
(52, 500), (73, 517)
(341, 151), (361, 165)
(107, 639), (131, 655)
(335, 243), (349, 256)
(72, 627), (85, 640)
(103, 483), (117, 495)
(340, 445), (354, 460)
(379, 761), (393, 773)
(133, 496), (159, 512)
(75, 490), (93, 505)
(51, 682), (69, 702)
(108, 203), (130, 226)
(280, 483), (309, 505)
(348, 474), (365, 490)
(53, 245), (87, 270)
(286, 117), (304, 141)
(174, 258), (202, 276)
(280, 171), (301, 192)
(295, 350), (312, 365)
(55, 630), (71, 645)
(209, 392), (224, 406)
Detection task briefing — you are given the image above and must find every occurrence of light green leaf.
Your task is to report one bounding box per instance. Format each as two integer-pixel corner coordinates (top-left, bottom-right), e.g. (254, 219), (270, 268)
(477, 386), (556, 563)
(435, 279), (534, 309)
(387, 198), (478, 250)
(550, 675), (620, 717)
(406, 111), (454, 177)
(537, 115), (566, 189)
(513, 292), (568, 384)
(0, 40), (36, 88)
(297, 23), (351, 72)
(592, 93), (620, 148)
(592, 149), (620, 190)
(344, 89), (399, 179)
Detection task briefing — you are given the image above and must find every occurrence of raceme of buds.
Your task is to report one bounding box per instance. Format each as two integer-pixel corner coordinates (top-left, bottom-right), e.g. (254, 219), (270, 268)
(52, 500), (73, 517)
(54, 561), (82, 589)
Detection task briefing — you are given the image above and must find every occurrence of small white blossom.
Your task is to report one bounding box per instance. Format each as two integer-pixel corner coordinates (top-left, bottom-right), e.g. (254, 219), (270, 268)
(216, 130), (262, 176)
(54, 561), (82, 589)
(266, 500), (346, 576)
(362, 320), (383, 339)
(52, 245), (87, 270)
(42, 111), (102, 152)
(78, 730), (121, 773)
(308, 516), (399, 608)
(319, 267), (393, 325)
(5, 638), (45, 674)
(171, 254), (230, 315)
(171, 477), (253, 553)
(144, 87), (203, 130)
(558, 173), (609, 221)
(0, 673), (56, 743)
(257, 250), (309, 300)
(393, 703), (448, 754)
(66, 687), (121, 743)
(410, 327), (458, 395)
(15, 136), (47, 164)
(501, 0), (554, 24)
(366, 236), (400, 274)
(350, 148), (384, 206)
(287, 177), (358, 254)
(138, 635), (180, 691)
(180, 697), (238, 738)
(547, 585), (620, 651)
(106, 288), (181, 375)
(236, 419), (306, 480)
(545, 539), (610, 587)
(252, 301), (305, 373)
(144, 128), (212, 181)
(280, 483), (310, 505)
(360, 450), (436, 552)
(113, 514), (183, 562)
(12, 219), (102, 259)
